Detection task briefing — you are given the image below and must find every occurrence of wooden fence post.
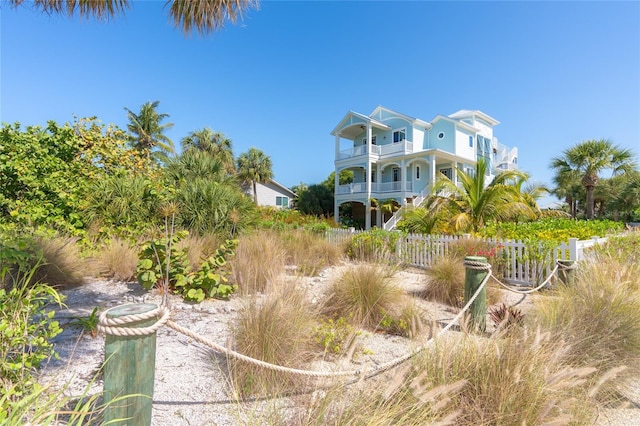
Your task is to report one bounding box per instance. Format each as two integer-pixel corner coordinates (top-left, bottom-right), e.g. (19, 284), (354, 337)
(103, 303), (159, 426)
(464, 256), (487, 333)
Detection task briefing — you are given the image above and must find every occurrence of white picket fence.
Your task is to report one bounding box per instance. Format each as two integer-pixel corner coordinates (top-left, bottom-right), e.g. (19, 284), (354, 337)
(326, 229), (607, 287)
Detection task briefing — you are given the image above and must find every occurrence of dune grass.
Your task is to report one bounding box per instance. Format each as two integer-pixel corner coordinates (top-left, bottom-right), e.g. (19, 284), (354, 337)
(32, 236), (87, 288)
(93, 237), (138, 281)
(322, 264), (420, 335)
(530, 254), (640, 401)
(229, 281), (318, 396)
(280, 229), (343, 276)
(424, 256), (501, 308)
(231, 230), (286, 295)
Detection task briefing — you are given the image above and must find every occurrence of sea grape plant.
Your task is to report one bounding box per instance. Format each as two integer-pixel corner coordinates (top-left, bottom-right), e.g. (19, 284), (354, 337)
(136, 231), (238, 302)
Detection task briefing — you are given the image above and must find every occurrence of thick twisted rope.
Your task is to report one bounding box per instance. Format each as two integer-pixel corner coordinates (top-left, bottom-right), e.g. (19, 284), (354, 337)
(97, 305), (171, 336)
(489, 259), (577, 295)
(96, 274), (490, 380)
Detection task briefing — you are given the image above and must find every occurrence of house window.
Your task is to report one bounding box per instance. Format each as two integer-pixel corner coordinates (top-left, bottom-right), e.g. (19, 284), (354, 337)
(469, 135), (473, 148)
(393, 129), (406, 144)
(392, 167), (400, 182)
(440, 168), (452, 180)
(276, 196), (288, 207)
(438, 132), (445, 140)
(371, 170), (376, 182)
(363, 135), (377, 145)
(416, 166), (420, 179)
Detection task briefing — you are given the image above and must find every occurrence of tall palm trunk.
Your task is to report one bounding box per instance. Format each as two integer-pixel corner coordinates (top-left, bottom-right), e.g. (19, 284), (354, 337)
(582, 173), (598, 219)
(252, 181), (258, 206)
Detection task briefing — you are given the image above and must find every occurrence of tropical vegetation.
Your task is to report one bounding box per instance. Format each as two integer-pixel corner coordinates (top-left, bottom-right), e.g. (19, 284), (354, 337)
(7, 0), (259, 35)
(550, 139), (637, 220)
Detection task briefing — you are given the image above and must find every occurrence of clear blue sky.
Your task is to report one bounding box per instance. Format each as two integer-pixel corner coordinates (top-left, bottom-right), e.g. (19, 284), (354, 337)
(2, 1), (639, 206)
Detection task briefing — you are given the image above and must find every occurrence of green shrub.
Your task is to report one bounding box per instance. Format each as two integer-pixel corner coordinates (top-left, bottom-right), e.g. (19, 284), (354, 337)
(0, 268), (64, 397)
(481, 218), (623, 242)
(136, 230), (237, 302)
(313, 316), (359, 356)
(347, 229), (402, 263)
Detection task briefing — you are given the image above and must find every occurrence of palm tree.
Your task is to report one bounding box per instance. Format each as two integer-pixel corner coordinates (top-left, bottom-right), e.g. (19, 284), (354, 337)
(512, 174), (548, 220)
(181, 128), (235, 174)
(425, 158), (535, 233)
(236, 147), (273, 206)
(8, 0), (258, 35)
(550, 139), (636, 219)
(124, 100), (174, 163)
(550, 163), (582, 218)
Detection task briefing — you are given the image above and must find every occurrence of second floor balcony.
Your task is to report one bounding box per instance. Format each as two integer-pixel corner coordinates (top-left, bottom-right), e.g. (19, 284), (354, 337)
(337, 140), (414, 160)
(336, 181), (416, 195)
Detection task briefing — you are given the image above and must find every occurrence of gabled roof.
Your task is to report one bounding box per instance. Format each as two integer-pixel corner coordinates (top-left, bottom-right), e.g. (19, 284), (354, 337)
(430, 114), (479, 133)
(369, 105), (432, 128)
(448, 110), (500, 126)
(331, 110), (391, 138)
(268, 179), (297, 197)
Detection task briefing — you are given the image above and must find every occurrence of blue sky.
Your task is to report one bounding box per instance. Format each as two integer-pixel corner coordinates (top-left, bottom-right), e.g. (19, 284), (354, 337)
(2, 1), (639, 206)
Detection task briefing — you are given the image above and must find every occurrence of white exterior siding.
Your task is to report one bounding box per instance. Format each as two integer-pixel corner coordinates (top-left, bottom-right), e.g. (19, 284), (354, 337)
(251, 181), (296, 208)
(455, 128), (476, 161)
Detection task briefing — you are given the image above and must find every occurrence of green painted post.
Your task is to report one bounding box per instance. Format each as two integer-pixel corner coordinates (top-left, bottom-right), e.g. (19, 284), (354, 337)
(464, 256), (487, 333)
(103, 303), (158, 426)
(557, 260), (576, 286)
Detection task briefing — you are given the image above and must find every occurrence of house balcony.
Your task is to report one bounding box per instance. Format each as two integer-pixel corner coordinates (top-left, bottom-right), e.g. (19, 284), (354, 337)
(337, 140), (414, 160)
(336, 181), (415, 195)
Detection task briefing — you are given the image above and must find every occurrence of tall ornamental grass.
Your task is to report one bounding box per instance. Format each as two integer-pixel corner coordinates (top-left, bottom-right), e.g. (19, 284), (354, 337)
(229, 282), (318, 396)
(530, 254), (640, 401)
(231, 230), (286, 295)
(323, 264), (410, 331)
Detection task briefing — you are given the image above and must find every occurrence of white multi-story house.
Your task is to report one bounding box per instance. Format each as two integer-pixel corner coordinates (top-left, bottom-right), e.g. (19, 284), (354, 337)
(331, 106), (518, 230)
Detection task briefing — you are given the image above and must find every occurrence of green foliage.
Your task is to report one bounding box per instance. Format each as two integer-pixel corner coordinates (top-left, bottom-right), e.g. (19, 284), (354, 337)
(0, 119), (152, 234)
(313, 316), (359, 355)
(0, 229), (38, 280)
(295, 183), (334, 216)
(136, 230), (191, 291)
(136, 231), (238, 302)
(347, 229), (402, 261)
(0, 269), (64, 397)
(481, 218), (623, 242)
(69, 307), (99, 338)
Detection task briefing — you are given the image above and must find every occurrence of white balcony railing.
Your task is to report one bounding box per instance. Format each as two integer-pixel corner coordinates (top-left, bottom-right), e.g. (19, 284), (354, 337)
(337, 140), (413, 160)
(337, 181), (416, 195)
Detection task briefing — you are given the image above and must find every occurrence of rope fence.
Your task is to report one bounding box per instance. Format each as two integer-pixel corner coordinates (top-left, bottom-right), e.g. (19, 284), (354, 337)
(97, 258), (572, 381)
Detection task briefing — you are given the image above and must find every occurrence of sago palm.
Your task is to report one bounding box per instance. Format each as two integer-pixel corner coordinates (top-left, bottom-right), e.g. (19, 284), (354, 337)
(236, 147), (273, 206)
(550, 139), (636, 219)
(8, 0), (258, 35)
(426, 158), (534, 233)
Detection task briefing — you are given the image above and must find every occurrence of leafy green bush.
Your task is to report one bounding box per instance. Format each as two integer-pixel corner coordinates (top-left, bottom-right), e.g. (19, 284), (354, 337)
(136, 231), (237, 302)
(347, 229), (402, 262)
(0, 268), (64, 397)
(313, 316), (359, 355)
(481, 218), (623, 242)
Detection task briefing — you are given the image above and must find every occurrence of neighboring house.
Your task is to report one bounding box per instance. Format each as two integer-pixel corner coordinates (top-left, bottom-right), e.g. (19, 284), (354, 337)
(331, 106), (518, 230)
(248, 180), (297, 208)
